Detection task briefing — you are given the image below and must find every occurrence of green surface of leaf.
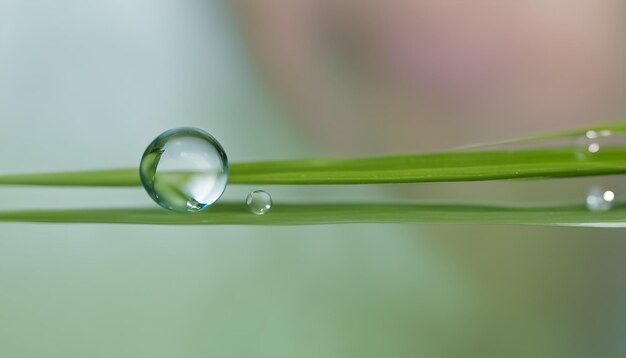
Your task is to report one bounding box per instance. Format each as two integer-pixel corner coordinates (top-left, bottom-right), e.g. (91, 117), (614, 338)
(0, 147), (625, 186)
(0, 202), (624, 228)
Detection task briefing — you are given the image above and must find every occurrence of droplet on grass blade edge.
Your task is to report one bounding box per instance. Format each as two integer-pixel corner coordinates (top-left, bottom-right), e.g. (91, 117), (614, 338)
(246, 190), (272, 215)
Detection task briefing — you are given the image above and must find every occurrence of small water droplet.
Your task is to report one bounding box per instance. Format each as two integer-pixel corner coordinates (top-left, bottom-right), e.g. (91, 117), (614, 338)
(246, 190), (272, 215)
(140, 127), (228, 213)
(586, 187), (615, 212)
(574, 129), (614, 160)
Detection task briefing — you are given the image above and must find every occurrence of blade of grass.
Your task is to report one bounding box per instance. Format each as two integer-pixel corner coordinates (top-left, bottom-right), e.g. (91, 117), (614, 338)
(0, 202), (624, 227)
(453, 123), (626, 150)
(1, 124), (625, 186)
(0, 147), (625, 186)
(0, 168), (141, 186)
(228, 147), (626, 184)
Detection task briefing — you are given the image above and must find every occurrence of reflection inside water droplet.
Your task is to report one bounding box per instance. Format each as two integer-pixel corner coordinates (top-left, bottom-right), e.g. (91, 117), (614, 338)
(586, 187), (615, 212)
(246, 190), (272, 215)
(140, 127), (229, 213)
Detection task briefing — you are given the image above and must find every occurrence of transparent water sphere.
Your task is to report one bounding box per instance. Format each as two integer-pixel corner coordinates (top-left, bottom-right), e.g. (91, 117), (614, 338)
(246, 190), (272, 215)
(140, 127), (229, 213)
(586, 187), (615, 212)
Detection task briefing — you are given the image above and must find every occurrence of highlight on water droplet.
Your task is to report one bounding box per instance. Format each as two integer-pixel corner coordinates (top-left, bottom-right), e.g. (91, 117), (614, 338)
(586, 187), (615, 212)
(246, 190), (272, 215)
(140, 127), (228, 213)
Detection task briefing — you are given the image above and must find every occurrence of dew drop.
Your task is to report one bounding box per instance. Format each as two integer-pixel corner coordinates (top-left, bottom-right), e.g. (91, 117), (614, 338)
(246, 190), (272, 215)
(574, 129), (614, 160)
(140, 127), (228, 213)
(586, 187), (615, 212)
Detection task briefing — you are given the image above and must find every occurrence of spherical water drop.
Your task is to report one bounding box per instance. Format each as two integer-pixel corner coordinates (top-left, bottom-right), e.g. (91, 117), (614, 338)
(586, 187), (615, 212)
(246, 190), (272, 215)
(140, 127), (228, 213)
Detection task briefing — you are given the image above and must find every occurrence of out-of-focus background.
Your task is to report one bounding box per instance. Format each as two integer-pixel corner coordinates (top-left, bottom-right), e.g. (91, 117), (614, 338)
(0, 1), (625, 357)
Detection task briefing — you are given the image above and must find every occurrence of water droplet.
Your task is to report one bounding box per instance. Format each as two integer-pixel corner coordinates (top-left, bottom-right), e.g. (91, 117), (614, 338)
(246, 190), (272, 215)
(586, 187), (615, 212)
(574, 129), (614, 160)
(140, 127), (228, 213)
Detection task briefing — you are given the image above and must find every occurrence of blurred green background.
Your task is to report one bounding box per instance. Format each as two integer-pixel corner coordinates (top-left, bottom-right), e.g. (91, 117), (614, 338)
(1, 1), (625, 357)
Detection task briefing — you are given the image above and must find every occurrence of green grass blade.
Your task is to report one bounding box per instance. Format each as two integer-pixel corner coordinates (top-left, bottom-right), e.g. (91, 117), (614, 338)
(1, 147), (624, 186)
(454, 123), (626, 150)
(0, 202), (624, 227)
(0, 169), (140, 186)
(229, 148), (626, 184)
(1, 123), (625, 186)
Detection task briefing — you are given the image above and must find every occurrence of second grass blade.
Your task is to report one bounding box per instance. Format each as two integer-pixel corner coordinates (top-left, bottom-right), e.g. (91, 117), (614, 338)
(0, 202), (624, 227)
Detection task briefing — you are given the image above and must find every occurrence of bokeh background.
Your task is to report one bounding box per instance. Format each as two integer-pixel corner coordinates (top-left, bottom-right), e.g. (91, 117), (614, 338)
(1, 1), (625, 357)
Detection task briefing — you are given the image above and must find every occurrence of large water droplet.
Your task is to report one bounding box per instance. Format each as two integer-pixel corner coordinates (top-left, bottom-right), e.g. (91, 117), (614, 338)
(586, 187), (615, 212)
(246, 190), (272, 215)
(140, 127), (228, 213)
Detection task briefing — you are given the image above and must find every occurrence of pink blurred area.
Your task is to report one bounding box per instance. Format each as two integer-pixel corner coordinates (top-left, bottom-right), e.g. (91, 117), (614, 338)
(234, 1), (625, 155)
